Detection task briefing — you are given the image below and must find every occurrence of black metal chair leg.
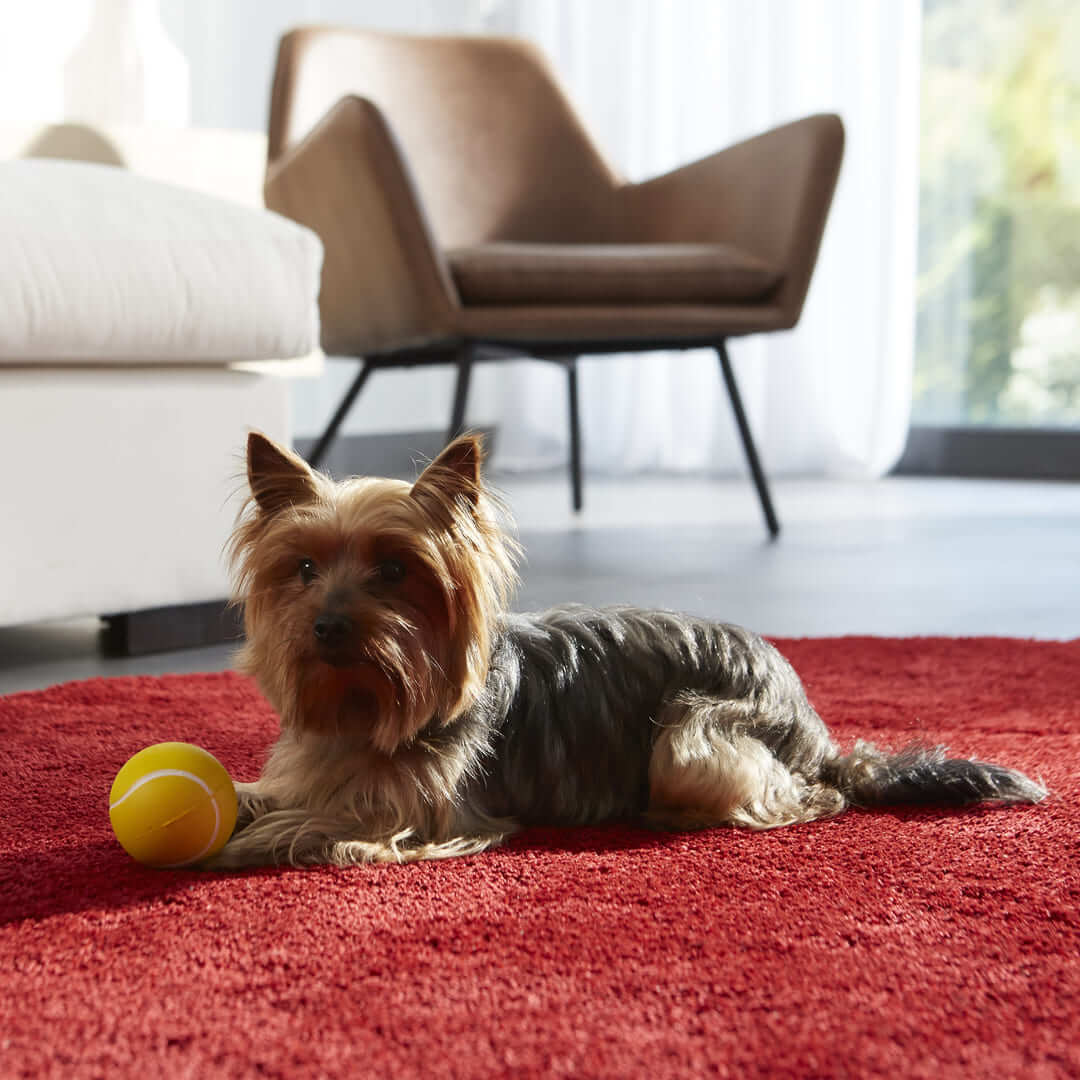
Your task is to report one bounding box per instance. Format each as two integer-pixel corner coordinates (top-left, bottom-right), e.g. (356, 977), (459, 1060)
(566, 357), (584, 512)
(307, 359), (374, 469)
(717, 341), (780, 539)
(447, 345), (474, 444)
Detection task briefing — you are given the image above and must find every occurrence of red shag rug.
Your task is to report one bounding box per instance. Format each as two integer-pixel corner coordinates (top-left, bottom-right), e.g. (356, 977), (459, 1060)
(1, 637), (1078, 1079)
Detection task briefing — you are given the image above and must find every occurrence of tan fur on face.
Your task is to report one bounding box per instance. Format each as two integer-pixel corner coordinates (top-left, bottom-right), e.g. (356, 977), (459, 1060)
(229, 433), (519, 755)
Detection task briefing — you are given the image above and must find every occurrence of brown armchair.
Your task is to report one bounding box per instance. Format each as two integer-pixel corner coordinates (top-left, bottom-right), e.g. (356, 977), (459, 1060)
(265, 27), (844, 536)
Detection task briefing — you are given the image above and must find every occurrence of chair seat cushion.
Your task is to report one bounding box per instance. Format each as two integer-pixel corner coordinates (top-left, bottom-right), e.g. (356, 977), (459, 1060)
(0, 159), (322, 366)
(446, 242), (782, 306)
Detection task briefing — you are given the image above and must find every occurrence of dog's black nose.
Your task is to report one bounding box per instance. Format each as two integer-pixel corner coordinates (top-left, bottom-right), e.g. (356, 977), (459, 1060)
(313, 613), (352, 648)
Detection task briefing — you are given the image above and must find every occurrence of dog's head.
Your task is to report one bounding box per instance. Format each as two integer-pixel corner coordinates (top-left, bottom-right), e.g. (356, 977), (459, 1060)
(229, 433), (518, 752)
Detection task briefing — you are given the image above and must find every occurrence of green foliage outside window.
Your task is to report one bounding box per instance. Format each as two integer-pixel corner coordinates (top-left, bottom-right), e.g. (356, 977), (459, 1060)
(916, 0), (1080, 426)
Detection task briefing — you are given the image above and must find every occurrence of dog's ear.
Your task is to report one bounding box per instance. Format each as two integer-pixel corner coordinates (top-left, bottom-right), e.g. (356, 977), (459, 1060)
(247, 432), (318, 515)
(410, 434), (484, 512)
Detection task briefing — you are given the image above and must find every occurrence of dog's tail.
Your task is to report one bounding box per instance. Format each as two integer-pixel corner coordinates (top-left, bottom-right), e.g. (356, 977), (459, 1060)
(821, 741), (1047, 809)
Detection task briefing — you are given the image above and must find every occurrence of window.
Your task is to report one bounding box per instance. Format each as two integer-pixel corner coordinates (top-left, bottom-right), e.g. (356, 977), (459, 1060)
(914, 0), (1080, 433)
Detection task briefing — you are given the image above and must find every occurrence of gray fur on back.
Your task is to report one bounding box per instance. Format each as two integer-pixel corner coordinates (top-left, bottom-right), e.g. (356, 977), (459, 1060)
(456, 604), (835, 825)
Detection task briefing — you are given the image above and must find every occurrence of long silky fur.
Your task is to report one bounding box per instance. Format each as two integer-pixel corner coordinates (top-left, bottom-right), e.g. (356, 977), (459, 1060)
(204, 433), (1046, 870)
(822, 741), (1047, 808)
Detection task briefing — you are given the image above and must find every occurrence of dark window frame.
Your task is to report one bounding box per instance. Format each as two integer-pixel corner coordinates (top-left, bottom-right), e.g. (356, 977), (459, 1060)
(894, 426), (1080, 480)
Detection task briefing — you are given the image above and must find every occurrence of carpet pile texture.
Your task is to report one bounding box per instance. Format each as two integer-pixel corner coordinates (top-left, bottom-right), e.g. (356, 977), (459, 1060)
(1, 636), (1077, 1078)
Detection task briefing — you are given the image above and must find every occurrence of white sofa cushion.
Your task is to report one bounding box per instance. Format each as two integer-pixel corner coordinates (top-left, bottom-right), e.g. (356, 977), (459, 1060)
(0, 159), (322, 365)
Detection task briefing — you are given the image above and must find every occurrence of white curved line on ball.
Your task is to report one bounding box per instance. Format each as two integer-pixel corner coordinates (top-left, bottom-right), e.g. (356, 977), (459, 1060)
(110, 768), (223, 866)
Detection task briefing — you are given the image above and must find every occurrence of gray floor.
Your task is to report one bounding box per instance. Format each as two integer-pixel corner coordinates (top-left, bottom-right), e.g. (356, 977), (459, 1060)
(1, 473), (1077, 695)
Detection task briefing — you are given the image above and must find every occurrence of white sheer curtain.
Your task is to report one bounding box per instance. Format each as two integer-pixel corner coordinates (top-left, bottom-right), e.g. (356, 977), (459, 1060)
(466, 0), (921, 477)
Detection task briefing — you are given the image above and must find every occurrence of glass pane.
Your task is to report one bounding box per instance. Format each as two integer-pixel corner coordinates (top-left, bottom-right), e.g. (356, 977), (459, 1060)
(915, 0), (1080, 428)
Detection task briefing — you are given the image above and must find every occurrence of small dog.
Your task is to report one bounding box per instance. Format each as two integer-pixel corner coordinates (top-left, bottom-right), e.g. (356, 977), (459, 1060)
(207, 432), (1046, 868)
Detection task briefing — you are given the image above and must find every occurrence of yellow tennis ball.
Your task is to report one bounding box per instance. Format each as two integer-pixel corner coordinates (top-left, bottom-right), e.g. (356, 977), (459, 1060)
(109, 742), (238, 868)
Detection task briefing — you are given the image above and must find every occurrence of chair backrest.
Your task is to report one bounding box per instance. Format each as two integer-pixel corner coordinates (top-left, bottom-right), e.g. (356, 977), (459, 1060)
(268, 27), (621, 248)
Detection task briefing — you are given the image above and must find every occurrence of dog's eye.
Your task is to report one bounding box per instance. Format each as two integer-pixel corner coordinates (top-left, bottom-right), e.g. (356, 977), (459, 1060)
(377, 559), (406, 584)
(298, 558), (317, 585)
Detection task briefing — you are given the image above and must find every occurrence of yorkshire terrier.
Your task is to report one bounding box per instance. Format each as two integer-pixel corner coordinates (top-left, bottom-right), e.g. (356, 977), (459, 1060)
(205, 432), (1046, 868)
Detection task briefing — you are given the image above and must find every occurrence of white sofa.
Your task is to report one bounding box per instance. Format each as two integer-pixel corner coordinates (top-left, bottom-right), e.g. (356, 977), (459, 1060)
(0, 124), (323, 652)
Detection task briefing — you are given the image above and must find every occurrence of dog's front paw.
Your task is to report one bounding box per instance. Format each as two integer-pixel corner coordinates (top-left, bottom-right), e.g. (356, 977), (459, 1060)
(196, 784), (279, 871)
(199, 840), (280, 872)
(232, 781), (275, 832)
